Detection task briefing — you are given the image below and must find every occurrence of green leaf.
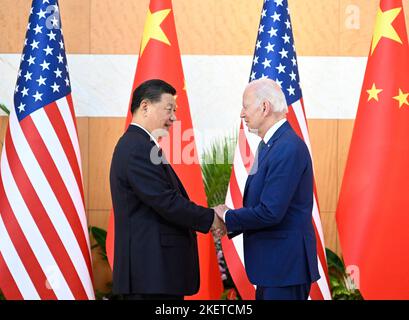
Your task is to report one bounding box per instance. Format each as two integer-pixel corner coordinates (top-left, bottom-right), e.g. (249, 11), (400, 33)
(325, 248), (365, 300)
(329, 277), (341, 288)
(89, 226), (107, 261)
(351, 290), (364, 300)
(201, 132), (237, 208)
(200, 132), (240, 298)
(326, 248), (346, 275)
(0, 103), (10, 115)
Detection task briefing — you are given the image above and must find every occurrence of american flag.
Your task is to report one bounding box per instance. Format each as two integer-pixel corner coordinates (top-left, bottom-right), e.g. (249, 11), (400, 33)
(222, 0), (332, 300)
(0, 0), (94, 300)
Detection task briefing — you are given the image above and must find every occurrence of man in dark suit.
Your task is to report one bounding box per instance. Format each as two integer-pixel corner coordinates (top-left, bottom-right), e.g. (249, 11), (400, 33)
(215, 78), (320, 300)
(110, 79), (223, 300)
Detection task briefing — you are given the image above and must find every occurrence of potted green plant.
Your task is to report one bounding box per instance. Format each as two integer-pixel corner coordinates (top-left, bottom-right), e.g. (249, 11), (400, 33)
(326, 248), (363, 300)
(201, 133), (239, 299)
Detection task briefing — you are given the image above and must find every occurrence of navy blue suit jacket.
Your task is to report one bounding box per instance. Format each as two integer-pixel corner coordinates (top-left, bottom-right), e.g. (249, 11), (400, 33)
(110, 125), (214, 295)
(226, 121), (320, 287)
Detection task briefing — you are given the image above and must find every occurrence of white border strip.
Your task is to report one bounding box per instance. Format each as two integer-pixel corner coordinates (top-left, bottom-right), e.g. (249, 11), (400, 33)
(0, 54), (365, 119)
(0, 54), (366, 155)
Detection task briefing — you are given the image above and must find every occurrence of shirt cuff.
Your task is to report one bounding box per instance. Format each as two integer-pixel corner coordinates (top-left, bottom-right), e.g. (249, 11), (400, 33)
(223, 209), (229, 223)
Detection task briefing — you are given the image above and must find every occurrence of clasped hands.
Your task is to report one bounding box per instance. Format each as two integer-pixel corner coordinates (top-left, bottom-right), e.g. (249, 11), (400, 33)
(211, 204), (230, 239)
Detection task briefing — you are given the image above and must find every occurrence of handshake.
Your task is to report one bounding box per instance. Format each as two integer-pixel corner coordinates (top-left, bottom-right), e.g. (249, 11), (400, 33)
(211, 204), (230, 239)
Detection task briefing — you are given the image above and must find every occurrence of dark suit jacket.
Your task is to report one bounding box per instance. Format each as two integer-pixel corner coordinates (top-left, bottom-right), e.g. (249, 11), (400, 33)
(226, 121), (320, 287)
(110, 125), (214, 295)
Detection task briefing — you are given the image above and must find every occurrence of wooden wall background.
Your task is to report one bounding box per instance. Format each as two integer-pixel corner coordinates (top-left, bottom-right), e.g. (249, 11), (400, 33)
(1, 0), (408, 291)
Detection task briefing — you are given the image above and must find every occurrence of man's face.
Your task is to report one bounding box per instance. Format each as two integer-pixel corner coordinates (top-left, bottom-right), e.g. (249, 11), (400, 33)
(240, 88), (264, 133)
(147, 93), (177, 137)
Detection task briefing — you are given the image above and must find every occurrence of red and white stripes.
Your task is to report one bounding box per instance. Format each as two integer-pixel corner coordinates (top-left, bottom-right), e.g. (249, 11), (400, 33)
(0, 96), (94, 300)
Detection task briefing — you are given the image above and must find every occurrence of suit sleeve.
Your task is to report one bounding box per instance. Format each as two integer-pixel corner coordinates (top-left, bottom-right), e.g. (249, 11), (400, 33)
(126, 145), (214, 233)
(226, 141), (309, 233)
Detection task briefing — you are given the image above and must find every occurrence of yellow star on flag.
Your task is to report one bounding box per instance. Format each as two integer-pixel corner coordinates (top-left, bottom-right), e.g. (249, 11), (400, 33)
(371, 6), (402, 55)
(393, 88), (409, 108)
(140, 9), (171, 56)
(367, 83), (383, 102)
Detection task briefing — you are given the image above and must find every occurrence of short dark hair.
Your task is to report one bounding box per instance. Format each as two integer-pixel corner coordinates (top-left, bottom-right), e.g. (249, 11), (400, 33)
(131, 79), (176, 114)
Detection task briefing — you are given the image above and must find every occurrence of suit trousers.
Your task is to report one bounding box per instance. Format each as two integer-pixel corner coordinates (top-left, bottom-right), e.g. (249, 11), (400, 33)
(256, 283), (311, 300)
(122, 293), (184, 300)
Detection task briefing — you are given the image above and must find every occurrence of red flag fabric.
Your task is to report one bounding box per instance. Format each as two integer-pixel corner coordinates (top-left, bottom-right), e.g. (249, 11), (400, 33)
(0, 0), (94, 300)
(106, 0), (223, 299)
(336, 0), (409, 299)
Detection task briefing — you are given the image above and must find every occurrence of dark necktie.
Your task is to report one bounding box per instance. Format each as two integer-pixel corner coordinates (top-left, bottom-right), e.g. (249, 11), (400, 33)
(157, 147), (183, 194)
(249, 140), (266, 175)
(256, 140), (267, 160)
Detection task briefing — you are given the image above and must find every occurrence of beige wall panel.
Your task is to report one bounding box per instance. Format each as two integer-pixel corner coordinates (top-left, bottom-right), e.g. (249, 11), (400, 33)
(173, 1), (217, 54)
(340, 0), (377, 56)
(88, 210), (112, 293)
(90, 0), (149, 54)
(340, 0), (409, 56)
(3, 0), (409, 55)
(289, 0), (340, 56)
(0, 115), (7, 136)
(88, 0), (343, 56)
(77, 0), (409, 56)
(210, 1), (263, 55)
(76, 117), (89, 212)
(320, 211), (340, 255)
(59, 0), (91, 54)
(89, 0), (262, 55)
(88, 209), (110, 231)
(88, 0), (343, 55)
(91, 245), (112, 295)
(0, 0), (90, 53)
(307, 119), (338, 213)
(0, 0), (31, 53)
(337, 119), (355, 200)
(0, 116), (8, 146)
(88, 117), (125, 210)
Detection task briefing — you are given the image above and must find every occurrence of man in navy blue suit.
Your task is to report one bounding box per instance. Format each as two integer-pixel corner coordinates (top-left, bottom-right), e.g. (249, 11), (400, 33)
(215, 78), (320, 300)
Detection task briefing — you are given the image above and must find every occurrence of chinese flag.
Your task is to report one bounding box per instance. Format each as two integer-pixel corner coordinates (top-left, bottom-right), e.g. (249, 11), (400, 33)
(336, 0), (409, 299)
(106, 0), (223, 299)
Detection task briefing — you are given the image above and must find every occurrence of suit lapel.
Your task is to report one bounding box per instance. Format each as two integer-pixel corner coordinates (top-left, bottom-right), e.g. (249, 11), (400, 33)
(128, 125), (189, 199)
(243, 176), (252, 202)
(164, 164), (181, 191)
(243, 122), (292, 201)
(164, 163), (189, 199)
(159, 149), (189, 199)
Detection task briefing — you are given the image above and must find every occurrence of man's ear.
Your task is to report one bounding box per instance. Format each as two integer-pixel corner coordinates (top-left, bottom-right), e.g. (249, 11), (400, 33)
(262, 100), (271, 115)
(140, 99), (149, 115)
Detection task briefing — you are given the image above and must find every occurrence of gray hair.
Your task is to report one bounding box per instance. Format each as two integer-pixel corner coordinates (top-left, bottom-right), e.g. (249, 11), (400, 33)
(247, 78), (288, 114)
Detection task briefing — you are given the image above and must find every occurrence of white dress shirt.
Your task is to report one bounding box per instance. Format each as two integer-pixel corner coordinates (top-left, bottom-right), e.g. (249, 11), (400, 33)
(130, 123), (160, 148)
(222, 118), (287, 222)
(262, 118), (287, 145)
